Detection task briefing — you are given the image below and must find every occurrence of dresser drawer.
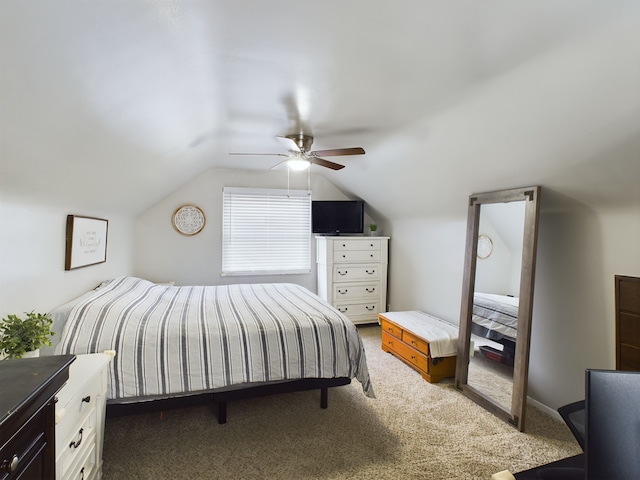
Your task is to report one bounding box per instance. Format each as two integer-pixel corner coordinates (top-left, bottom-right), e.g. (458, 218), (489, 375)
(619, 312), (640, 349)
(402, 330), (430, 356)
(334, 265), (380, 281)
(334, 283), (379, 300)
(333, 240), (381, 251)
(334, 302), (379, 317)
(0, 406), (48, 480)
(382, 331), (428, 372)
(380, 319), (402, 339)
(620, 344), (640, 371)
(619, 279), (640, 313)
(333, 250), (381, 263)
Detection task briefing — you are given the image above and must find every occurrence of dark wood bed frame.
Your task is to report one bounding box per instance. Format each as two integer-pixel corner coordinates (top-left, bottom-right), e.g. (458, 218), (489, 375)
(106, 377), (351, 424)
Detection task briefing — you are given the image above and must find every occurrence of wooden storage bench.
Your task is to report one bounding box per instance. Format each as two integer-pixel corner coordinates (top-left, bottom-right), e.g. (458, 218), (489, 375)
(378, 311), (458, 383)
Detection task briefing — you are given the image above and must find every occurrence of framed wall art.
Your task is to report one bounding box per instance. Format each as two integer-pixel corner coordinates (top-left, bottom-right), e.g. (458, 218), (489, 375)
(65, 215), (109, 270)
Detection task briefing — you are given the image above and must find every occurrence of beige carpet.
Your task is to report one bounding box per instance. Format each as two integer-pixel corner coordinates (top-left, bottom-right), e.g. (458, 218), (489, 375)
(102, 325), (581, 479)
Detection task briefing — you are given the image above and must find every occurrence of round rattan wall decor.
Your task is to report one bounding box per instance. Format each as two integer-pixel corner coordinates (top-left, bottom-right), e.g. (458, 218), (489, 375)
(172, 205), (206, 236)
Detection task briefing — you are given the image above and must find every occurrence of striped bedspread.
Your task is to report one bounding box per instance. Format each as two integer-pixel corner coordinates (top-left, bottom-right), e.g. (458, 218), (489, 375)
(472, 292), (519, 341)
(55, 277), (373, 400)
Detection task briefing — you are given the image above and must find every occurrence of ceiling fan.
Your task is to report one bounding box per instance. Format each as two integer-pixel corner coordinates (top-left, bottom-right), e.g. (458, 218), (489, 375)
(229, 134), (365, 171)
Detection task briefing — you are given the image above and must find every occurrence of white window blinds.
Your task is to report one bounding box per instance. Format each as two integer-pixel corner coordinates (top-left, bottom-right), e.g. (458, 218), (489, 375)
(222, 187), (312, 276)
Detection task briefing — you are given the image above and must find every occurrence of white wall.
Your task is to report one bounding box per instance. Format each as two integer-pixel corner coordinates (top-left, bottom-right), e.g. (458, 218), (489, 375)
(529, 195), (640, 407)
(0, 197), (135, 319)
(385, 217), (467, 322)
(134, 168), (376, 289)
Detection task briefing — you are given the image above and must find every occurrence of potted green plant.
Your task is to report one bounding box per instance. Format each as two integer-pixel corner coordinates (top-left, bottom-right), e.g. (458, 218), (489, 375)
(0, 312), (55, 359)
(369, 223), (379, 236)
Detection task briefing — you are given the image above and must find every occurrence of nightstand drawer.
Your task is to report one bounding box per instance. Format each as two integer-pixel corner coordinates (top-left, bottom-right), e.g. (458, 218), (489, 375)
(56, 375), (102, 451)
(62, 441), (96, 480)
(54, 353), (113, 480)
(58, 414), (96, 479)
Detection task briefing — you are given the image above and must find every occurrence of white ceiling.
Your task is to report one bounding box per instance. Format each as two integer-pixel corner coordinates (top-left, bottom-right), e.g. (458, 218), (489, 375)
(1, 1), (639, 218)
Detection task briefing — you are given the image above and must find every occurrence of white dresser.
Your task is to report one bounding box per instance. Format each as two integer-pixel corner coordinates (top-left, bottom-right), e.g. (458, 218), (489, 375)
(316, 236), (389, 324)
(55, 353), (113, 480)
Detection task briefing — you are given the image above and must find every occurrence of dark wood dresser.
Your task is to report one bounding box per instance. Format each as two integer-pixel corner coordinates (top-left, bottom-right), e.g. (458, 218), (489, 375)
(615, 275), (640, 371)
(0, 355), (75, 480)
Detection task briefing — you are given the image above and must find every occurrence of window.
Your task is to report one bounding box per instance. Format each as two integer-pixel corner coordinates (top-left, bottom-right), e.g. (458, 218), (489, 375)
(222, 187), (311, 276)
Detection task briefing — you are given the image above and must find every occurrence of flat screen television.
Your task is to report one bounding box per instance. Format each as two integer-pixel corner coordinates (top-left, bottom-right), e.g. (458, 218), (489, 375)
(312, 200), (364, 235)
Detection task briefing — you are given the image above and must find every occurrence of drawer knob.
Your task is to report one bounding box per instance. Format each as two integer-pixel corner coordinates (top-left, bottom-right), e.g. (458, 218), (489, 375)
(82, 395), (91, 403)
(70, 428), (84, 449)
(8, 454), (19, 473)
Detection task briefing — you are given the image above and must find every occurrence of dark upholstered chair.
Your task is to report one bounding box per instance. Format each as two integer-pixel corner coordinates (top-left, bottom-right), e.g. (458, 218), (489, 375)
(558, 399), (585, 451)
(515, 369), (640, 480)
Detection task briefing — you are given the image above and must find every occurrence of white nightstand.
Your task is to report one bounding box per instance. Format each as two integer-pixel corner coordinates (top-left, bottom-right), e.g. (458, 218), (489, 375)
(55, 353), (113, 480)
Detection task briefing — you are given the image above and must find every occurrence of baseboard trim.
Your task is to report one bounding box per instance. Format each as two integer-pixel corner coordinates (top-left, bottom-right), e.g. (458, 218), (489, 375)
(527, 396), (563, 422)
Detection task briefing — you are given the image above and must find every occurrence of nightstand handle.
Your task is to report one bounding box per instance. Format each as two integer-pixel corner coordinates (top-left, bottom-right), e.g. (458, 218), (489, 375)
(70, 428), (84, 449)
(82, 395), (91, 403)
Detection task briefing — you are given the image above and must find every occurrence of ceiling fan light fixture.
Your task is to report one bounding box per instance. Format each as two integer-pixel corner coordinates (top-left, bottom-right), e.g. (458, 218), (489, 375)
(287, 158), (311, 171)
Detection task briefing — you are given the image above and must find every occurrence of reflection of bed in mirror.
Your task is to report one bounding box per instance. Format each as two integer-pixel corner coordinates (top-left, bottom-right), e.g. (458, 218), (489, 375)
(472, 292), (519, 363)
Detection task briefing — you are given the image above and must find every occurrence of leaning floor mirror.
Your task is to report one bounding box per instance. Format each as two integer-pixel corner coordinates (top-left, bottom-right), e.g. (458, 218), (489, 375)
(455, 186), (541, 431)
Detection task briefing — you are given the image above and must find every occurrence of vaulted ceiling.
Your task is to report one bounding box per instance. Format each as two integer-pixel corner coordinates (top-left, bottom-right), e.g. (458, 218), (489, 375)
(1, 1), (639, 218)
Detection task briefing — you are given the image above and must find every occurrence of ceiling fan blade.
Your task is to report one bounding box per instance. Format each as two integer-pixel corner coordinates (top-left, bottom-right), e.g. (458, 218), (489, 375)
(310, 157), (345, 170)
(269, 160), (288, 170)
(310, 147), (365, 157)
(276, 136), (302, 152)
(228, 153), (288, 156)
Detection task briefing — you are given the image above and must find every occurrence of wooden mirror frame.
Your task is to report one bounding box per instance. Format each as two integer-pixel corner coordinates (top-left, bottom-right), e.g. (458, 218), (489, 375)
(455, 186), (541, 432)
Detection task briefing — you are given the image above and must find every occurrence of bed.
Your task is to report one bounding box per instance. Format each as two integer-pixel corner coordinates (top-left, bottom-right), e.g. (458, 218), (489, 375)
(46, 277), (374, 423)
(471, 292), (519, 357)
